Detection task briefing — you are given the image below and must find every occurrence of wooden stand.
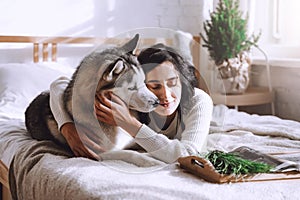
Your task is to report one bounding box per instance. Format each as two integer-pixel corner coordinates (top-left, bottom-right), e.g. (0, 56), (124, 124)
(210, 46), (275, 115)
(211, 87), (275, 115)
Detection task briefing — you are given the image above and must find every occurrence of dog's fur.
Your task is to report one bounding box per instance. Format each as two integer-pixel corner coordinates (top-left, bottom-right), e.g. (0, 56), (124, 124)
(25, 34), (159, 155)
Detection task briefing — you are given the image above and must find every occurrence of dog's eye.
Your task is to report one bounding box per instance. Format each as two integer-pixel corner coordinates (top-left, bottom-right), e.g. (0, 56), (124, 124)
(128, 85), (137, 90)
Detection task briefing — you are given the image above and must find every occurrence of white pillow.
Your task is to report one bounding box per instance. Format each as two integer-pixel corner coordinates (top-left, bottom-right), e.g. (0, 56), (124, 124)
(0, 62), (74, 120)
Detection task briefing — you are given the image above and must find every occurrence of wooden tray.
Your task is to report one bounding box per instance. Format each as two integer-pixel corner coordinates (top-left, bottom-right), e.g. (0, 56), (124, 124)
(178, 156), (300, 184)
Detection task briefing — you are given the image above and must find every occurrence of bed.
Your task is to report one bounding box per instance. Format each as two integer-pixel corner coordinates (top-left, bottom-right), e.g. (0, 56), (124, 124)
(1, 34), (300, 200)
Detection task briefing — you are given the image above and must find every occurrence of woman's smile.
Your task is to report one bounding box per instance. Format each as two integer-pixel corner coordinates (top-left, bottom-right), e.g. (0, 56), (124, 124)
(160, 100), (175, 108)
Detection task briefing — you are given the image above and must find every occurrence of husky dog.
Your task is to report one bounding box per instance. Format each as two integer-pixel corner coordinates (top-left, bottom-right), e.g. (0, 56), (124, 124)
(25, 34), (159, 155)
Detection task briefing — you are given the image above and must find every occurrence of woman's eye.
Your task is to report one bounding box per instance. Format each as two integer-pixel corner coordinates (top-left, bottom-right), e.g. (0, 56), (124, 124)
(166, 78), (178, 87)
(147, 84), (162, 90)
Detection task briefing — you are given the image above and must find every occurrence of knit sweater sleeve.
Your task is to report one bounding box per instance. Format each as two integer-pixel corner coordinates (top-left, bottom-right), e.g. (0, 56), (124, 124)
(49, 76), (73, 130)
(134, 89), (213, 163)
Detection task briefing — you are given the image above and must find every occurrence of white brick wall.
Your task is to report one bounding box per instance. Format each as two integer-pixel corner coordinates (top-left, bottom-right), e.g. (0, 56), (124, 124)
(93, 0), (207, 37)
(0, 0), (209, 36)
(155, 0), (205, 35)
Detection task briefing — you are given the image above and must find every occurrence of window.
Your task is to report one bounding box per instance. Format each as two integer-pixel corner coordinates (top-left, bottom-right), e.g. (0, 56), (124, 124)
(250, 0), (300, 59)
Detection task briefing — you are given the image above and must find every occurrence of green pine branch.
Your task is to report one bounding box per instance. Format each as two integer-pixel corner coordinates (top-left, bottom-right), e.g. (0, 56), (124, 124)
(200, 0), (260, 65)
(205, 150), (273, 175)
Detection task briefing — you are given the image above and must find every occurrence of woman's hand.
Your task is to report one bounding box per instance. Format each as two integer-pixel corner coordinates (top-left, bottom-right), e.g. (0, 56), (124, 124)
(94, 92), (142, 137)
(60, 122), (104, 160)
(94, 92), (117, 126)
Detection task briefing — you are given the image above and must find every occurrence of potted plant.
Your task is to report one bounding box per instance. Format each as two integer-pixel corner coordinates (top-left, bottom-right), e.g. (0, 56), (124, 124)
(201, 0), (260, 94)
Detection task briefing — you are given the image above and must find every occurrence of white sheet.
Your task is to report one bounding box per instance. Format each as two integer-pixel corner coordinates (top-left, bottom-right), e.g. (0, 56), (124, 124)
(0, 62), (74, 120)
(208, 105), (300, 160)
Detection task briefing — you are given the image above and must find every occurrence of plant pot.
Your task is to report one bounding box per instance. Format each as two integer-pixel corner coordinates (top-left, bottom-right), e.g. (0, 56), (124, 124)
(214, 52), (251, 94)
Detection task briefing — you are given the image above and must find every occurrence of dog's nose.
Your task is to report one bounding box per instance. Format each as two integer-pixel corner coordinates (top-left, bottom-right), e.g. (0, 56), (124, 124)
(150, 99), (160, 107)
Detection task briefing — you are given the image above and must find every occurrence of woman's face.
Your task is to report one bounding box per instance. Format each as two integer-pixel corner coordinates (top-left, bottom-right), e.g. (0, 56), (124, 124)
(145, 61), (182, 116)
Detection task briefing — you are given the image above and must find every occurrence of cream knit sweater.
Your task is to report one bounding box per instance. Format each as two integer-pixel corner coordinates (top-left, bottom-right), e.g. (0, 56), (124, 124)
(50, 77), (213, 163)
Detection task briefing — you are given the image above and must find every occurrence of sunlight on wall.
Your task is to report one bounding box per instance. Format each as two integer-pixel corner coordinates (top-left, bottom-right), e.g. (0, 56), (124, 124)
(107, 0), (116, 12)
(106, 0), (116, 36)
(278, 1), (300, 46)
(0, 0), (95, 36)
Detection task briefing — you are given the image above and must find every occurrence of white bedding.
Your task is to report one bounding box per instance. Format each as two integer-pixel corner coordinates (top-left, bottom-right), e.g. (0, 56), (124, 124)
(0, 62), (74, 165)
(0, 62), (74, 120)
(209, 105), (300, 158)
(1, 62), (300, 199)
(2, 106), (300, 200)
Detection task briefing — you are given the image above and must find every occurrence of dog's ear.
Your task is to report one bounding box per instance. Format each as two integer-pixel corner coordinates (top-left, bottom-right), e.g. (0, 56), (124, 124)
(104, 60), (125, 81)
(121, 34), (139, 53)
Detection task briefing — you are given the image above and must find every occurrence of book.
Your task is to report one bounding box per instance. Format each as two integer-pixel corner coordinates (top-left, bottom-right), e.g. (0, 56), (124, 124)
(230, 146), (300, 173)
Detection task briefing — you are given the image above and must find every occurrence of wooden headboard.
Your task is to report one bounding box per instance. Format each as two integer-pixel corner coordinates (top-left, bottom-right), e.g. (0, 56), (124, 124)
(0, 35), (208, 93)
(0, 35), (200, 65)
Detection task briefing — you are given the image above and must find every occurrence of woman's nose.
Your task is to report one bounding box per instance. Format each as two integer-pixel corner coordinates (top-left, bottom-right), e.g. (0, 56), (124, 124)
(158, 84), (172, 100)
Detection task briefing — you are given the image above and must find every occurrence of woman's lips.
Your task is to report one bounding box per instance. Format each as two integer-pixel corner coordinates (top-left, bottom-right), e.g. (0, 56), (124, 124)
(160, 100), (175, 108)
(160, 103), (169, 107)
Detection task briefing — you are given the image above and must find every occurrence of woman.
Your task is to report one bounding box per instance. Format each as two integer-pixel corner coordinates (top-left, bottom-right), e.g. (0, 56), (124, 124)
(50, 44), (213, 163)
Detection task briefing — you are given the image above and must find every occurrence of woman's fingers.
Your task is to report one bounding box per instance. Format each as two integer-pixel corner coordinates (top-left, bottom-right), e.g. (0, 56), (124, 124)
(73, 146), (100, 161)
(110, 93), (125, 106)
(95, 92), (125, 112)
(96, 92), (112, 108)
(79, 127), (106, 153)
(95, 101), (111, 116)
(69, 124), (104, 160)
(69, 138), (99, 160)
(94, 104), (117, 126)
(94, 92), (119, 126)
(77, 125), (103, 145)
